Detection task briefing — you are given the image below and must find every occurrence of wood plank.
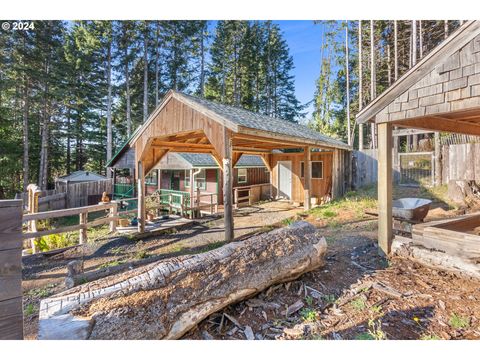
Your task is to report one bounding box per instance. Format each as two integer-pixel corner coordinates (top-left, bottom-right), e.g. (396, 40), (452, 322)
(23, 202), (115, 222)
(0, 204), (22, 251)
(304, 147), (311, 210)
(377, 122), (393, 255)
(0, 248), (22, 302)
(0, 299), (23, 339)
(223, 127), (234, 241)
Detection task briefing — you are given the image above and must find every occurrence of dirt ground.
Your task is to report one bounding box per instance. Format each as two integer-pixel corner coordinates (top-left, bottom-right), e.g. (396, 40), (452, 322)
(21, 187), (480, 340)
(185, 218), (480, 340)
(21, 201), (301, 339)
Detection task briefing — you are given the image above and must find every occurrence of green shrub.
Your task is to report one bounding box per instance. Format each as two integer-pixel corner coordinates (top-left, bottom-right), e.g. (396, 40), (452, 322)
(449, 313), (469, 329)
(34, 233), (75, 252)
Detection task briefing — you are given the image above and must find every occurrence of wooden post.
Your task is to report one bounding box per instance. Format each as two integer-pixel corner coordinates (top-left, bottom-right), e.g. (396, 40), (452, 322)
(304, 146), (311, 210)
(196, 187), (201, 217)
(332, 149), (340, 200)
(137, 161), (145, 233)
(0, 200), (23, 339)
(377, 122), (393, 256)
(223, 128), (234, 242)
(434, 132), (442, 185)
(189, 168), (194, 219)
(234, 188), (238, 209)
(109, 202), (117, 232)
(79, 211), (87, 244)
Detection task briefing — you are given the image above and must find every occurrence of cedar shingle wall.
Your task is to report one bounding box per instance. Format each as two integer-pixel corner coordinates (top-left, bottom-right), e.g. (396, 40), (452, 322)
(377, 34), (480, 122)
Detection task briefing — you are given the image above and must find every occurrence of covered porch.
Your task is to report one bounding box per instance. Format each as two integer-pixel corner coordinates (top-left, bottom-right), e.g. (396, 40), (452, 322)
(126, 90), (350, 241)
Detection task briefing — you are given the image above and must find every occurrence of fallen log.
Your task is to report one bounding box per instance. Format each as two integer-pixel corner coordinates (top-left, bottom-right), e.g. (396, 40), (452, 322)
(39, 221), (327, 340)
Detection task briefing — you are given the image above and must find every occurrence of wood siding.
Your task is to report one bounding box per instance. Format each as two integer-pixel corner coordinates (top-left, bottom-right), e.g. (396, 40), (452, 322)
(270, 152), (334, 204)
(375, 32), (480, 124)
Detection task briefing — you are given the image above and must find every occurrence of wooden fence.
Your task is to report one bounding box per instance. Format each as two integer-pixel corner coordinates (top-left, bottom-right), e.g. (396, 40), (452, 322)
(56, 179), (113, 208)
(16, 179), (113, 211)
(23, 202), (118, 254)
(442, 143), (480, 183)
(353, 150), (402, 188)
(0, 200), (23, 339)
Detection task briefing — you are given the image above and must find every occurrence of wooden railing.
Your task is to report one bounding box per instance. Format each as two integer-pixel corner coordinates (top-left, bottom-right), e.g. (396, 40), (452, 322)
(22, 202), (118, 254)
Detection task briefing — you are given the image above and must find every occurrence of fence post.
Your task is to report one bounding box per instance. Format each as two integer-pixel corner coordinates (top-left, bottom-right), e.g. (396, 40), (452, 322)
(234, 188), (238, 209)
(196, 187), (200, 217)
(0, 199), (23, 339)
(79, 212), (87, 244)
(27, 184), (41, 254)
(109, 202), (117, 233)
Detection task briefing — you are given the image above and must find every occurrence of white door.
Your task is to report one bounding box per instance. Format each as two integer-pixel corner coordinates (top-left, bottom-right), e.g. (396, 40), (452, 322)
(278, 161), (292, 199)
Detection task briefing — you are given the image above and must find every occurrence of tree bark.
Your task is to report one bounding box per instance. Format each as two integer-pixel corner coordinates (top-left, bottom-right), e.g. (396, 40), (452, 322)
(155, 22), (160, 106)
(22, 77), (29, 192)
(370, 20), (376, 149)
(38, 222), (327, 340)
(358, 20), (363, 151)
(143, 21), (149, 123)
(106, 38), (113, 178)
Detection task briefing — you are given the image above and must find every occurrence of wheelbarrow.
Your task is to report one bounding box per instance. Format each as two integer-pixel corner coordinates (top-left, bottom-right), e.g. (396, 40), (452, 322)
(392, 198), (432, 222)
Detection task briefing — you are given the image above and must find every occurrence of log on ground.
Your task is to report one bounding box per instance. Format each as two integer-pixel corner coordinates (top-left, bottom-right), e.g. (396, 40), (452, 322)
(38, 221), (327, 340)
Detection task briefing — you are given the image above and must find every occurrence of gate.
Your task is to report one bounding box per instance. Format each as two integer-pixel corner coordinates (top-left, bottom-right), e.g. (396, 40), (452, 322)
(398, 151), (434, 186)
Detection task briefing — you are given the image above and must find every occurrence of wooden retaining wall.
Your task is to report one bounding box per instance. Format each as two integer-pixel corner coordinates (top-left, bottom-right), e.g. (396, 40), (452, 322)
(0, 200), (23, 339)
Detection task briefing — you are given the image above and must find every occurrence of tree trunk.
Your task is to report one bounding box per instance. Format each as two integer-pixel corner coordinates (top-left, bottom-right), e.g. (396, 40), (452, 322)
(358, 20), (364, 151)
(38, 222), (327, 340)
(199, 25), (205, 97)
(370, 20), (376, 149)
(155, 22), (160, 106)
(143, 22), (149, 123)
(22, 78), (29, 191)
(106, 40), (113, 178)
(345, 22), (351, 145)
(394, 20), (398, 81)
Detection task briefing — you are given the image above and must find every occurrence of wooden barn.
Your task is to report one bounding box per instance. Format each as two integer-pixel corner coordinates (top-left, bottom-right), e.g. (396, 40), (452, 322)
(356, 20), (480, 258)
(107, 90), (351, 240)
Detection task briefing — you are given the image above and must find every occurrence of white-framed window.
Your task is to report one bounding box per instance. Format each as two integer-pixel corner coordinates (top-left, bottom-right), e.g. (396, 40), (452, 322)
(300, 161), (323, 179)
(184, 170), (190, 188)
(238, 168), (247, 183)
(195, 169), (206, 190)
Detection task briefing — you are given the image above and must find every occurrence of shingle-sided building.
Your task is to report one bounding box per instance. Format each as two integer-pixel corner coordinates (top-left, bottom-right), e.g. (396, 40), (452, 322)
(107, 90), (350, 240)
(356, 20), (480, 255)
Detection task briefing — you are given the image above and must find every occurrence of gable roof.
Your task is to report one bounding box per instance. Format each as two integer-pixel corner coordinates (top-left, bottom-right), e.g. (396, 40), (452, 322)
(57, 170), (106, 182)
(178, 153), (266, 168)
(356, 21), (480, 124)
(173, 91), (349, 149)
(107, 90), (350, 169)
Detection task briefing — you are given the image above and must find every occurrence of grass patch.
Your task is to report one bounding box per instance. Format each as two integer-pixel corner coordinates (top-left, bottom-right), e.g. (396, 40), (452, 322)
(24, 303), (37, 316)
(300, 308), (318, 322)
(322, 210), (337, 218)
(355, 332), (375, 340)
(98, 260), (123, 269)
(281, 217), (295, 226)
(449, 313), (470, 329)
(200, 242), (225, 253)
(27, 284), (55, 299)
(351, 297), (367, 311)
(134, 250), (149, 259)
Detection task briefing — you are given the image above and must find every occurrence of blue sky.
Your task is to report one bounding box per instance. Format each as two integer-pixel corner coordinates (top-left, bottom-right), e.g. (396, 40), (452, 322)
(207, 20), (332, 121)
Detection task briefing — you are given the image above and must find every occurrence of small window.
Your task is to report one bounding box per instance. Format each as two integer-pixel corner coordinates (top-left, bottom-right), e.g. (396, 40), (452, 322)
(145, 170), (158, 185)
(238, 168), (247, 183)
(312, 161), (323, 179)
(185, 170), (190, 188)
(195, 169), (206, 190)
(300, 161), (323, 179)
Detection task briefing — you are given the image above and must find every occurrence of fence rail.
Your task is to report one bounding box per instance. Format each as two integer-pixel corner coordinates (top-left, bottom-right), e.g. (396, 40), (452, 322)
(23, 201), (118, 254)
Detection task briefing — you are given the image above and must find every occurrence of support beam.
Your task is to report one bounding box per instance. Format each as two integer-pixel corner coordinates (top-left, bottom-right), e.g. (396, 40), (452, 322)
(137, 161), (146, 233)
(223, 128), (234, 242)
(377, 122), (393, 256)
(231, 152), (243, 168)
(304, 147), (311, 211)
(393, 116), (480, 137)
(260, 154), (272, 172)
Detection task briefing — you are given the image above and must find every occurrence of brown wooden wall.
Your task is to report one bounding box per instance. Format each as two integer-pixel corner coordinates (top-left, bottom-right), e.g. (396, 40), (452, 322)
(0, 200), (23, 339)
(270, 152), (333, 204)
